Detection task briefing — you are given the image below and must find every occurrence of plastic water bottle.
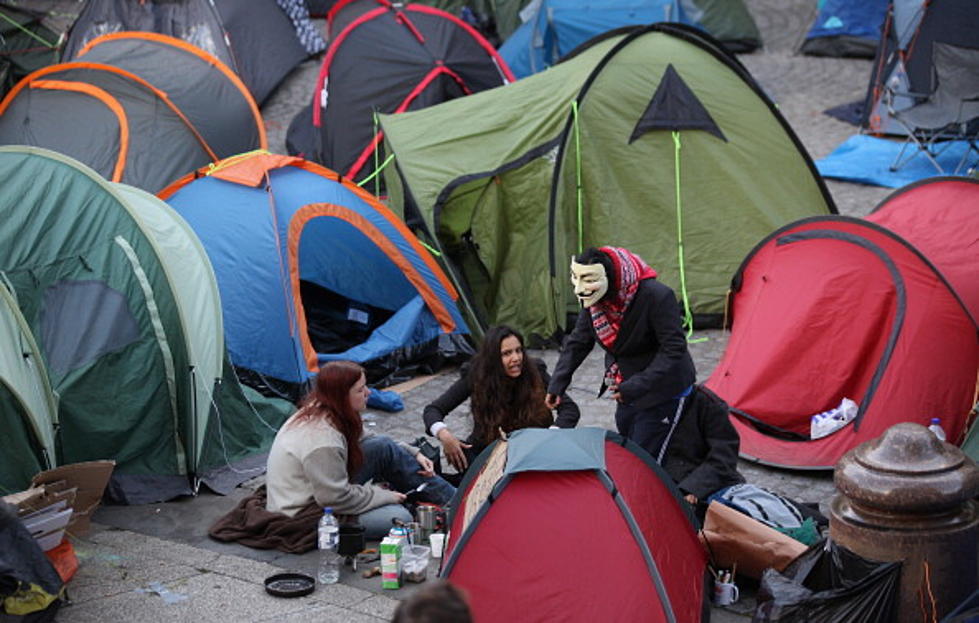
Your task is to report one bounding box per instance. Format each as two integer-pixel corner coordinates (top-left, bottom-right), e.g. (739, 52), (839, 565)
(927, 418), (947, 442)
(317, 507), (340, 584)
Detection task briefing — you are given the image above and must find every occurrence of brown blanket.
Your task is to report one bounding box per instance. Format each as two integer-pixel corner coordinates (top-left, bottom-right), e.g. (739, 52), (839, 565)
(208, 486), (320, 554)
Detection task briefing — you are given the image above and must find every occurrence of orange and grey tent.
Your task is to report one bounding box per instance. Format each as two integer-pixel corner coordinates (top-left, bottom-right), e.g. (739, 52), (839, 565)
(0, 62), (213, 191)
(0, 33), (266, 192)
(62, 0), (316, 104)
(75, 32), (266, 159)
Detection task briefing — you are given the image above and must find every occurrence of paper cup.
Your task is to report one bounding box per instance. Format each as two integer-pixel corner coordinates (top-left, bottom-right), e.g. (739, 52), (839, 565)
(429, 532), (446, 558)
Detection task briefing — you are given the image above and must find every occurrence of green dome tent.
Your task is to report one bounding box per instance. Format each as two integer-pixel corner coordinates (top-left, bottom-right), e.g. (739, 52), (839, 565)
(0, 281), (58, 495)
(381, 24), (836, 341)
(0, 146), (291, 503)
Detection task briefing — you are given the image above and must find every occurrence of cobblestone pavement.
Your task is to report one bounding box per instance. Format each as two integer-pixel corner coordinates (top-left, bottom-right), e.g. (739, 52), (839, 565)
(62, 0), (898, 620)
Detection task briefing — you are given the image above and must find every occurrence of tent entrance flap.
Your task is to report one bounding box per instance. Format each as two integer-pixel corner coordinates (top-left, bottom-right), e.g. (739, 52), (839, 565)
(301, 279), (395, 355)
(724, 233), (900, 437)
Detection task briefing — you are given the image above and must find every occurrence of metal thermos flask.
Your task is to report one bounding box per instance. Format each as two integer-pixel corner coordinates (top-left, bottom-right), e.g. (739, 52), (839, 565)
(416, 505), (437, 543)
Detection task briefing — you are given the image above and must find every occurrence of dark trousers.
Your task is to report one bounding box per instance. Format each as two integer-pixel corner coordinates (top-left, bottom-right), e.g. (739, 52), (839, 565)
(355, 436), (456, 506)
(614, 398), (683, 463)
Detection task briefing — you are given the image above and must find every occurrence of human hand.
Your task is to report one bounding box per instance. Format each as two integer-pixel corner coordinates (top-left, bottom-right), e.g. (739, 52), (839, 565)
(545, 393), (561, 409)
(414, 452), (435, 477)
(609, 384), (623, 402)
(684, 493), (697, 505)
(391, 491), (407, 504)
(437, 429), (471, 471)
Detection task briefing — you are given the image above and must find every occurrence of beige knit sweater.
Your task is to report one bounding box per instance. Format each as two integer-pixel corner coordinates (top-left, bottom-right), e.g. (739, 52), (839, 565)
(265, 413), (408, 517)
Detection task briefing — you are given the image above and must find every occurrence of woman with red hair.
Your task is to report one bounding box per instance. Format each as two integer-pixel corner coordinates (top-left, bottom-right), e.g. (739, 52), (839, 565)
(265, 361), (455, 537)
(210, 361), (455, 551)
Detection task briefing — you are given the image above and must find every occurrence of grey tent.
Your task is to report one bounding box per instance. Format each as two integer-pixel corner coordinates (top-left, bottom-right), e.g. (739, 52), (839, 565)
(62, 0), (320, 104)
(0, 32), (267, 192)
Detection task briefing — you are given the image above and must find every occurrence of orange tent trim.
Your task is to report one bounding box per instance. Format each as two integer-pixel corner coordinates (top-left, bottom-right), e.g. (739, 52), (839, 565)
(157, 154), (460, 300)
(288, 202), (458, 374)
(29, 79), (129, 182)
(76, 31), (267, 149)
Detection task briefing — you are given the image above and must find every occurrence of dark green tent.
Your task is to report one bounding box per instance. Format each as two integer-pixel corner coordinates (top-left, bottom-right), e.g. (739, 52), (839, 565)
(0, 147), (290, 502)
(381, 24), (835, 341)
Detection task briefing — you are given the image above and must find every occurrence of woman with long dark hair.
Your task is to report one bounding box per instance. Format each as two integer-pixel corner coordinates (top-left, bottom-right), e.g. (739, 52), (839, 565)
(423, 326), (580, 474)
(210, 361), (455, 549)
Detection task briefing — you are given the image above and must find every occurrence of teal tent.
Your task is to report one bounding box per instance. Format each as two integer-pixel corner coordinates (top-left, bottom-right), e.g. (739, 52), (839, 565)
(0, 146), (291, 502)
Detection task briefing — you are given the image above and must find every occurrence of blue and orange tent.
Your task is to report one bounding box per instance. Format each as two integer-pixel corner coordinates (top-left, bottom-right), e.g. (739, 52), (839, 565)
(159, 153), (468, 385)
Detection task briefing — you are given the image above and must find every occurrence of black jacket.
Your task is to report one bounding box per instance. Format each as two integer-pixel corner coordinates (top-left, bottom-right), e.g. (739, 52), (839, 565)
(422, 358), (580, 437)
(662, 386), (744, 500)
(548, 278), (696, 409)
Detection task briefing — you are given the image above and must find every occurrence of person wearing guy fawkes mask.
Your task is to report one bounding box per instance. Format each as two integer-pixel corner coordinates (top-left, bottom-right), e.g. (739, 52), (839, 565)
(545, 246), (695, 465)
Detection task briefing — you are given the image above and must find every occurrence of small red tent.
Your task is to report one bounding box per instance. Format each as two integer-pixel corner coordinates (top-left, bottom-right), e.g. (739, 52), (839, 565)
(865, 177), (979, 321)
(441, 428), (709, 622)
(705, 206), (978, 469)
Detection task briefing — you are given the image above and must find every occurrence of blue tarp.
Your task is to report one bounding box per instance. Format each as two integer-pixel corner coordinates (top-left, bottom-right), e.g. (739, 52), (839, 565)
(815, 134), (978, 187)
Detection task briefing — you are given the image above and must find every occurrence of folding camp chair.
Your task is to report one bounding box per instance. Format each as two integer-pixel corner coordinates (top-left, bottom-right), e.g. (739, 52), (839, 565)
(885, 41), (979, 175)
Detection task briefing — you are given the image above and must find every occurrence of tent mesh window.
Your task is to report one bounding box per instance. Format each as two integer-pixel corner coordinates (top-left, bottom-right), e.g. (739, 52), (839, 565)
(40, 280), (140, 377)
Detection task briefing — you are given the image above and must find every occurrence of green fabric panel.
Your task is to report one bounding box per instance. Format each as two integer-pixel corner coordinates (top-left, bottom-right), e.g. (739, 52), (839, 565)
(554, 32), (832, 319)
(115, 184), (224, 471)
(420, 0), (524, 40)
(691, 0), (761, 46)
(0, 383), (45, 495)
(0, 147), (191, 478)
(464, 156), (560, 338)
(196, 360), (293, 473)
(963, 417), (979, 462)
(0, 285), (57, 467)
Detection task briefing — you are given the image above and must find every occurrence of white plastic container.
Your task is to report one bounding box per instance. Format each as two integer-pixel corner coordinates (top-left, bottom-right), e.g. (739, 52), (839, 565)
(809, 398), (859, 439)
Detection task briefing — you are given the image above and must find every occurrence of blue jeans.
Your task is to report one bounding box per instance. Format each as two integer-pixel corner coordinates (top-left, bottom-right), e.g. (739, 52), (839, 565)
(354, 436), (455, 539)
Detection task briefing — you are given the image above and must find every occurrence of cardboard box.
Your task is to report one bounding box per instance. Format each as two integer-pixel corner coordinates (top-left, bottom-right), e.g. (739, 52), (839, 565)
(30, 460), (114, 536)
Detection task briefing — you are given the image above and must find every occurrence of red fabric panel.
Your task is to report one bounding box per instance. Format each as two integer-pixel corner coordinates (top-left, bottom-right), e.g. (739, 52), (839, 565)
(707, 217), (979, 467)
(868, 178), (979, 321)
(605, 443), (706, 623)
(447, 471), (671, 622)
(712, 234), (896, 435)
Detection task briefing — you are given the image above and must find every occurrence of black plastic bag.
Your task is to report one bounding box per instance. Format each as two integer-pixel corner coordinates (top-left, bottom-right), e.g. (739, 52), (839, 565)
(754, 538), (900, 623)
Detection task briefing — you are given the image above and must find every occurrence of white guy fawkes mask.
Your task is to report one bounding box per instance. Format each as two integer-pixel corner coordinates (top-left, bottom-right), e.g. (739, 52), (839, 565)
(570, 259), (609, 308)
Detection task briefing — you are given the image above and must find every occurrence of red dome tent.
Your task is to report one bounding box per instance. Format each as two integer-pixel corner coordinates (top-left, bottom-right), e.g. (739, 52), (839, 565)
(705, 205), (978, 469)
(441, 428), (709, 622)
(866, 177), (979, 320)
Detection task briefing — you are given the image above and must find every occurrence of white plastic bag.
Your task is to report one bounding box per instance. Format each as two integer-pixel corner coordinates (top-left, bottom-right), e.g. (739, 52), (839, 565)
(809, 398), (858, 439)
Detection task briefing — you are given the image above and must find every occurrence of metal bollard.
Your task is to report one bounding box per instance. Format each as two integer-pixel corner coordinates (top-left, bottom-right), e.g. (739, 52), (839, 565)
(831, 422), (979, 622)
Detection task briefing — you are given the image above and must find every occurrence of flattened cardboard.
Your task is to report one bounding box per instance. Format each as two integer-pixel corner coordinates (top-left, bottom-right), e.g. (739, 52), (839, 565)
(31, 460), (115, 536)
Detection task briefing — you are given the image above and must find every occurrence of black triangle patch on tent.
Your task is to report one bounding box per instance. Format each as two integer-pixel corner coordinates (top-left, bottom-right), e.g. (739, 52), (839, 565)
(629, 64), (727, 143)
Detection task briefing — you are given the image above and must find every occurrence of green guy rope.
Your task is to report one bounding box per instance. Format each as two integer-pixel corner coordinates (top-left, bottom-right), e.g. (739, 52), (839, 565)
(418, 240), (442, 257)
(372, 110), (381, 197)
(0, 11), (57, 49)
(672, 131), (706, 344)
(572, 100), (584, 253)
(356, 153), (395, 189)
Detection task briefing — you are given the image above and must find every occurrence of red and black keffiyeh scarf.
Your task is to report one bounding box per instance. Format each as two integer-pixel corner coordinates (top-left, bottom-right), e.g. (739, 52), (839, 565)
(589, 246), (657, 383)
